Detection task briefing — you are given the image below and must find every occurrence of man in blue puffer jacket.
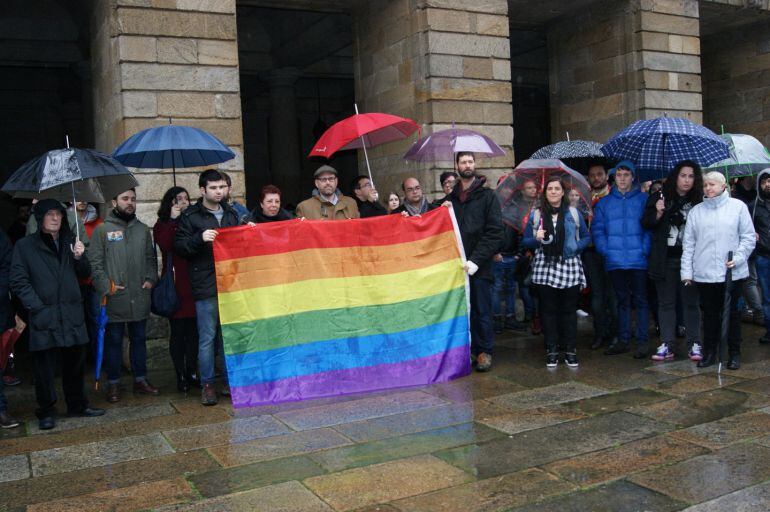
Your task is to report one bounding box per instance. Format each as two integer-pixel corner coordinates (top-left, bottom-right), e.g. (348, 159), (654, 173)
(592, 160), (652, 358)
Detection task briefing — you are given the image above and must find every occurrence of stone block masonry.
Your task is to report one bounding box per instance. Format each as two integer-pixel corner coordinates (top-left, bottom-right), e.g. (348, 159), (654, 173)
(90, 0), (243, 227)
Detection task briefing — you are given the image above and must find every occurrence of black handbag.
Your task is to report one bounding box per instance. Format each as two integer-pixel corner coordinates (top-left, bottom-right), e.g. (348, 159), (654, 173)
(151, 249), (179, 318)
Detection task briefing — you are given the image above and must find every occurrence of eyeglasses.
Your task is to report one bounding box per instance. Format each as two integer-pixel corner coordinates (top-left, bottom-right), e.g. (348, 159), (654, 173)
(316, 176), (337, 183)
(357, 182), (372, 189)
(405, 186), (422, 193)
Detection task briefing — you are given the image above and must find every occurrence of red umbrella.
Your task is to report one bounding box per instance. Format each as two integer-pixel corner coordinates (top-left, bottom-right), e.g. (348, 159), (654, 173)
(0, 316), (26, 370)
(308, 105), (420, 185)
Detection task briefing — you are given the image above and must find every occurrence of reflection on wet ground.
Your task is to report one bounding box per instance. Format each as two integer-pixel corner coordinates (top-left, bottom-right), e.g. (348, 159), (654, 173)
(3, 319), (770, 511)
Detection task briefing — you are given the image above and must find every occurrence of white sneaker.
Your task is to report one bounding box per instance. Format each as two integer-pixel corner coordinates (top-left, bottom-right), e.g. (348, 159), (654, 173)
(689, 343), (703, 361)
(576, 309), (589, 318)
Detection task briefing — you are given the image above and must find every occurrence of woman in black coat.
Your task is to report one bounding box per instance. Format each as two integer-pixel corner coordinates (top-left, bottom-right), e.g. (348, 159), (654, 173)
(249, 185), (294, 223)
(641, 160), (703, 362)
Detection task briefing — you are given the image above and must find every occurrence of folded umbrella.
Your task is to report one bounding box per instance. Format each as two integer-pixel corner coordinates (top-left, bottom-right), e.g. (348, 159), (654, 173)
(719, 251), (734, 374)
(94, 299), (109, 390)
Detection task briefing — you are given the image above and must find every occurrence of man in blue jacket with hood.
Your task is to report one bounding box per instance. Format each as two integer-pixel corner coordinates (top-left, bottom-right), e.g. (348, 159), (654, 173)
(592, 161), (651, 358)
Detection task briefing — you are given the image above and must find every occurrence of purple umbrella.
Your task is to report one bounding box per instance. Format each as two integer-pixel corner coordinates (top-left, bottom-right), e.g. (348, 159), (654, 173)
(403, 126), (506, 162)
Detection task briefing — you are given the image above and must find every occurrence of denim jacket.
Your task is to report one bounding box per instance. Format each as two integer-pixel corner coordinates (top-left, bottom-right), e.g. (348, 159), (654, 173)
(522, 207), (590, 258)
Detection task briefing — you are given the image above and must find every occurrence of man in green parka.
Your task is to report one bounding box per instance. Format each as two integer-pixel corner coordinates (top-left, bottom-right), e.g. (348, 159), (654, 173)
(89, 188), (159, 403)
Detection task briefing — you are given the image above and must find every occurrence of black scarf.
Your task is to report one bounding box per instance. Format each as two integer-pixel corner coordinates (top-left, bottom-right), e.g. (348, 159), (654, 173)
(542, 201), (566, 262)
(113, 208), (136, 223)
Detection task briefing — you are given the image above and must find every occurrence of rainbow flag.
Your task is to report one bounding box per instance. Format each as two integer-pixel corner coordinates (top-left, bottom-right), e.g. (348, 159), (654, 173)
(213, 207), (471, 408)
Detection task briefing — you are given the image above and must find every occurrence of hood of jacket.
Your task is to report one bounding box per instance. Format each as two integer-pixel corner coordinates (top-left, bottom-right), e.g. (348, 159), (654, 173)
(754, 168), (770, 215)
(33, 199), (72, 240)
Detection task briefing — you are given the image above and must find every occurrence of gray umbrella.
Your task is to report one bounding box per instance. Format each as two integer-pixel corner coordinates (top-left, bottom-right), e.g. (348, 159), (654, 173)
(531, 140), (604, 160)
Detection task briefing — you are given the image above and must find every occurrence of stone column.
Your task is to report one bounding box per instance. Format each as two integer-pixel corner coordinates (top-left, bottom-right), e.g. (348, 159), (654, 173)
(267, 68), (301, 205)
(547, 0), (702, 142)
(89, 0), (244, 224)
(353, 0), (513, 200)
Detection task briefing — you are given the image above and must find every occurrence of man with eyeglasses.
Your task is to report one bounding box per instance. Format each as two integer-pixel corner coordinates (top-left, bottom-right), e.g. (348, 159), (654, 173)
(296, 165), (360, 220)
(351, 175), (386, 218)
(393, 177), (435, 217)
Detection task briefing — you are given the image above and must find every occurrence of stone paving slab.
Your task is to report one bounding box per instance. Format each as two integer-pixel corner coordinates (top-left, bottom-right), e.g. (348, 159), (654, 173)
(0, 454), (29, 483)
(507, 480), (686, 512)
(434, 411), (671, 479)
(646, 358), (770, 379)
(207, 427), (352, 467)
(628, 442), (770, 504)
(487, 382), (608, 411)
(542, 434), (710, 487)
(0, 406), (231, 457)
(29, 432), (175, 477)
(27, 403), (177, 435)
(26, 477), (195, 511)
(728, 375), (770, 396)
(156, 480), (333, 511)
(421, 375), (528, 403)
(0, 450), (218, 510)
(680, 481), (770, 511)
(162, 414), (290, 450)
(626, 388), (759, 427)
(303, 454), (473, 511)
(477, 405), (586, 435)
(274, 391), (447, 431)
(391, 467), (576, 511)
(332, 401), (508, 443)
(646, 374), (743, 397)
(668, 411), (770, 449)
(309, 422), (503, 472)
(189, 455), (326, 498)
(557, 387), (672, 415)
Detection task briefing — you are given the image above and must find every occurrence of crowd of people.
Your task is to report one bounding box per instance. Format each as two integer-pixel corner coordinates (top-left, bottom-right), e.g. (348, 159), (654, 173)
(0, 153), (765, 431)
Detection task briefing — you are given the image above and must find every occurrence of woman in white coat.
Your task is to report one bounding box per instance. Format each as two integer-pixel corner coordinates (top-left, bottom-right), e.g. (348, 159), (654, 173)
(681, 171), (756, 369)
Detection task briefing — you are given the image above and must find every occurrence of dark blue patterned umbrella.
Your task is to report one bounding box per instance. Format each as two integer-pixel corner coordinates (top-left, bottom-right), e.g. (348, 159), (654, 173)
(531, 140), (603, 160)
(601, 117), (729, 181)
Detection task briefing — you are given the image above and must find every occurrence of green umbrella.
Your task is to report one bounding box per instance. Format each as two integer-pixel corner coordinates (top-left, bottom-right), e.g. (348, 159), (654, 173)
(705, 133), (770, 178)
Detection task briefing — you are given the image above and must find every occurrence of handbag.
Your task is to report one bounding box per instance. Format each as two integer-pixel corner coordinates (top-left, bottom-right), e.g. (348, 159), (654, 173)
(151, 249), (179, 318)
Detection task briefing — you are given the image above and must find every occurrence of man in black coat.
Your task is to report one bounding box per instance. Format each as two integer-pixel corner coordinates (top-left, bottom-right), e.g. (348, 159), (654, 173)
(446, 152), (503, 372)
(351, 175), (387, 218)
(10, 199), (105, 430)
(753, 169), (770, 344)
(175, 169), (242, 406)
(0, 229), (19, 428)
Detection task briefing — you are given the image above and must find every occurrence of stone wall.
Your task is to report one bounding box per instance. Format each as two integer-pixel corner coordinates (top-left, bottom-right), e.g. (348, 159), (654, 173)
(353, 0), (513, 200)
(548, 0), (702, 143)
(702, 20), (770, 146)
(89, 0), (244, 225)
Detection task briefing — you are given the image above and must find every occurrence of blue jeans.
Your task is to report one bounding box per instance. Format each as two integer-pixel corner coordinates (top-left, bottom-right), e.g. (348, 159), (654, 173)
(196, 298), (226, 385)
(755, 255), (770, 334)
(470, 277), (494, 355)
(609, 269), (649, 345)
(105, 320), (147, 383)
(492, 256), (518, 317)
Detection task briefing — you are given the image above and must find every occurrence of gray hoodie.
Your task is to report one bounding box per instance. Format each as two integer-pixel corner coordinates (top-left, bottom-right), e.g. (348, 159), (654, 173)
(681, 189), (756, 283)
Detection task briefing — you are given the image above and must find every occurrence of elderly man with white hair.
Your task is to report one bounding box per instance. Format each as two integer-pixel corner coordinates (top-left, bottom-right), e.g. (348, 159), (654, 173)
(681, 171), (756, 369)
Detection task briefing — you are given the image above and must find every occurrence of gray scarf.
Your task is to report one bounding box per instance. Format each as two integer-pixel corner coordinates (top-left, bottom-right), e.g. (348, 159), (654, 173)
(405, 197), (430, 216)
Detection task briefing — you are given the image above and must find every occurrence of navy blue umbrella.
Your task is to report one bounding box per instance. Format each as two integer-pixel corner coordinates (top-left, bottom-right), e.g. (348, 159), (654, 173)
(601, 117), (729, 182)
(112, 123), (235, 186)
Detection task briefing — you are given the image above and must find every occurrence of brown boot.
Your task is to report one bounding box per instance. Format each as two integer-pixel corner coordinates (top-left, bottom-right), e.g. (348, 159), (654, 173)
(201, 383), (218, 406)
(106, 383), (121, 403)
(133, 380), (160, 396)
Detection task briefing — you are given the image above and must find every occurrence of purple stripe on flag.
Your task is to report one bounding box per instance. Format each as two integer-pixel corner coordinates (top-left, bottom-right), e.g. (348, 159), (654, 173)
(229, 345), (471, 408)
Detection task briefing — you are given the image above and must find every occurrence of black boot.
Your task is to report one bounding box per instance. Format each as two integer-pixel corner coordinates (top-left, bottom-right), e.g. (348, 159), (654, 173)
(727, 354), (741, 370)
(604, 340), (629, 355)
(504, 315), (526, 331)
(697, 352), (717, 368)
(590, 336), (605, 350)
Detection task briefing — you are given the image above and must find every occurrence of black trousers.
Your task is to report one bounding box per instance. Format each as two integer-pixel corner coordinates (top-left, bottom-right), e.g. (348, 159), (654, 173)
(169, 317), (199, 377)
(33, 344), (89, 419)
(538, 285), (580, 353)
(696, 280), (744, 357)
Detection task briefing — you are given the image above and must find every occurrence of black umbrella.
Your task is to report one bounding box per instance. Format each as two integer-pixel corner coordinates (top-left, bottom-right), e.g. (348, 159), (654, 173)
(530, 139), (609, 174)
(2, 146), (138, 241)
(719, 251), (734, 374)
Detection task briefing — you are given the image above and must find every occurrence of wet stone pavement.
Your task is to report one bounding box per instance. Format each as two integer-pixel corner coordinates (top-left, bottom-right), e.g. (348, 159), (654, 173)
(3, 318), (770, 511)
